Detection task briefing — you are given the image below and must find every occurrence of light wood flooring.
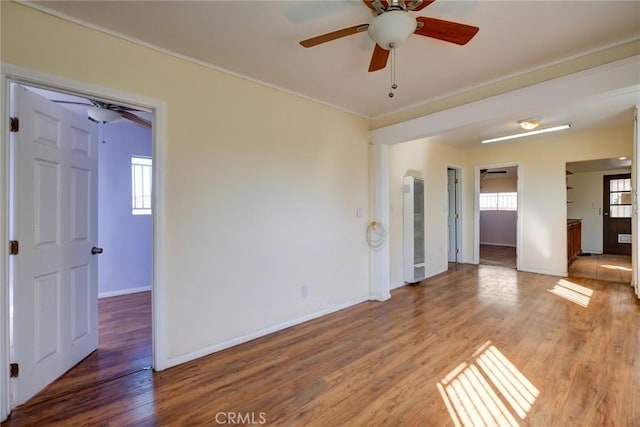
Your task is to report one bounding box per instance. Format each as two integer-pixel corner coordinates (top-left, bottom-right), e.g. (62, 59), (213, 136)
(569, 253), (632, 284)
(480, 244), (516, 269)
(3, 265), (639, 426)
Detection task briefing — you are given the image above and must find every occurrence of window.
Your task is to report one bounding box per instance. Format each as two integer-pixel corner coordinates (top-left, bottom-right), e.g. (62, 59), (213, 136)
(480, 192), (517, 211)
(131, 156), (152, 215)
(609, 177), (631, 218)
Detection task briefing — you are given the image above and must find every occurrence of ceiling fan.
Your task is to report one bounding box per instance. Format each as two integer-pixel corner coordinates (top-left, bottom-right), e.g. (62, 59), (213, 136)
(52, 99), (151, 129)
(480, 169), (507, 179)
(299, 0), (479, 73)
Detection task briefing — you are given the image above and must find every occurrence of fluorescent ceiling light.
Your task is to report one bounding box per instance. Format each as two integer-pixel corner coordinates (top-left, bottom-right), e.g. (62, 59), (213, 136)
(481, 124), (571, 144)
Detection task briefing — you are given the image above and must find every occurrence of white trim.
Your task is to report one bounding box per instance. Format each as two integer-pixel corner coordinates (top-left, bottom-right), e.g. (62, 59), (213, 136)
(519, 267), (567, 277)
(0, 63), (168, 417)
(447, 165), (464, 264)
(474, 162), (521, 270)
(370, 144), (391, 302)
(371, 55), (640, 145)
(390, 282), (407, 290)
(98, 286), (151, 299)
(164, 295), (369, 369)
(480, 242), (517, 248)
(0, 67), (11, 424)
(371, 37), (640, 121)
(18, 1), (367, 120)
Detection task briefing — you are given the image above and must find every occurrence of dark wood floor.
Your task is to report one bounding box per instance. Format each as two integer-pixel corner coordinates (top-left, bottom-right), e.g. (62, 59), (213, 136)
(3, 265), (639, 426)
(18, 291), (152, 408)
(480, 244), (516, 268)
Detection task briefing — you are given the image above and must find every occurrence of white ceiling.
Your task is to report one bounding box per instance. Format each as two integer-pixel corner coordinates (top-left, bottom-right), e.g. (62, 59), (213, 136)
(26, 0), (640, 144)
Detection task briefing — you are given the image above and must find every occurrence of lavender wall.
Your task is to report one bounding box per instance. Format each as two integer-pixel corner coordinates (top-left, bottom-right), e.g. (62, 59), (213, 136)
(98, 121), (152, 297)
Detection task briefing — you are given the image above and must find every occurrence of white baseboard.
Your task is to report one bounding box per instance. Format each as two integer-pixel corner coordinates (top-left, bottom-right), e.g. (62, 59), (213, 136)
(164, 295), (370, 369)
(391, 267), (448, 290)
(98, 286), (151, 299)
(390, 281), (406, 290)
(518, 267), (566, 277)
(480, 242), (516, 248)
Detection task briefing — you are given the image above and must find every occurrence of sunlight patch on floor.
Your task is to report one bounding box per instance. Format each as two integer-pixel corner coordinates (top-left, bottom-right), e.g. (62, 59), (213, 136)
(548, 279), (593, 307)
(600, 264), (632, 272)
(438, 341), (539, 426)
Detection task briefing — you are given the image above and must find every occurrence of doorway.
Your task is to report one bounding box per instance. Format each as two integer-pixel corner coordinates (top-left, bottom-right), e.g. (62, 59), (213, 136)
(476, 165), (518, 269)
(603, 173), (632, 255)
(565, 159), (632, 282)
(7, 81), (154, 407)
(447, 167), (462, 264)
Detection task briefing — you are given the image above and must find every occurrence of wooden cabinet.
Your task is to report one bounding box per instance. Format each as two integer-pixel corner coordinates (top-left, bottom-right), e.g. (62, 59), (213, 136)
(567, 219), (582, 265)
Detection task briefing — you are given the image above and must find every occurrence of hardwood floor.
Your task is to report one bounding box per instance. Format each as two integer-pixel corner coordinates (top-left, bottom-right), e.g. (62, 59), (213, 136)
(480, 244), (516, 268)
(569, 253), (632, 283)
(3, 265), (639, 426)
(18, 291), (152, 408)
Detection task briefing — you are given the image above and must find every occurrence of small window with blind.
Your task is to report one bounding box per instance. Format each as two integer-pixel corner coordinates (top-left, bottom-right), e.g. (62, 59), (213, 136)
(131, 156), (152, 215)
(479, 192), (518, 211)
(609, 177), (631, 218)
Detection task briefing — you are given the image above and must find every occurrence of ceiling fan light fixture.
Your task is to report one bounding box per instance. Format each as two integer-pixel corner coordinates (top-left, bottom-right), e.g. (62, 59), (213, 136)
(368, 10), (417, 49)
(517, 118), (541, 130)
(87, 106), (121, 123)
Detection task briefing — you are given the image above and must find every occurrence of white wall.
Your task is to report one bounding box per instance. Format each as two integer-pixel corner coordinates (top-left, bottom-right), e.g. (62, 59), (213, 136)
(566, 168), (631, 253)
(1, 2), (371, 364)
(98, 121), (152, 297)
(388, 139), (469, 288)
(466, 126), (632, 275)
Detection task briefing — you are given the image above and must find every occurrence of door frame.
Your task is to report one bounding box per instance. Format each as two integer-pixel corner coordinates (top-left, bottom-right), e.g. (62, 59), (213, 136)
(447, 166), (463, 263)
(1, 64), (167, 418)
(473, 162), (521, 269)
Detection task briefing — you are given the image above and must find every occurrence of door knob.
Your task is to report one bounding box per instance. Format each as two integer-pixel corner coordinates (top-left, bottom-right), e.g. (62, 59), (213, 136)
(91, 247), (103, 255)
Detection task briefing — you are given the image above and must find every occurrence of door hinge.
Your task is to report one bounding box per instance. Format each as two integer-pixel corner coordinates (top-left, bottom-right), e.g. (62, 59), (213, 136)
(456, 249), (459, 254)
(10, 363), (18, 378)
(455, 213), (459, 219)
(455, 178), (458, 184)
(10, 117), (19, 133)
(9, 240), (19, 255)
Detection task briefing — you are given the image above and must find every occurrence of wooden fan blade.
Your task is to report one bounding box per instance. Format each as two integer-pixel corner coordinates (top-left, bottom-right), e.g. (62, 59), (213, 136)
(368, 44), (390, 72)
(409, 0), (436, 11)
(121, 111), (152, 129)
(362, 0), (388, 11)
(300, 24), (369, 47)
(415, 16), (479, 45)
(363, 0), (433, 11)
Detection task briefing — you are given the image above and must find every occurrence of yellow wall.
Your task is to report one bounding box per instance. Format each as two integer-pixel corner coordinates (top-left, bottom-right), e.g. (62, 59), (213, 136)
(388, 139), (469, 286)
(2, 1), (635, 366)
(387, 124), (632, 284)
(467, 125), (633, 274)
(1, 2), (371, 362)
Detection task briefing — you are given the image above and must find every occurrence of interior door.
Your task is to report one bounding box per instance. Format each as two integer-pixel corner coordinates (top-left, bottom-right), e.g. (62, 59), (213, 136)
(10, 85), (99, 405)
(603, 173), (632, 256)
(447, 168), (458, 263)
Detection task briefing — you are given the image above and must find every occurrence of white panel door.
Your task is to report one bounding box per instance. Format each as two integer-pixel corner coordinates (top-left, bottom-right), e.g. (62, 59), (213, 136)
(10, 86), (99, 405)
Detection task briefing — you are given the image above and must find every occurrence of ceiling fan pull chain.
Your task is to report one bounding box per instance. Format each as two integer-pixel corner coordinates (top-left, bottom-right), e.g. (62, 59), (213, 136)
(389, 44), (398, 98)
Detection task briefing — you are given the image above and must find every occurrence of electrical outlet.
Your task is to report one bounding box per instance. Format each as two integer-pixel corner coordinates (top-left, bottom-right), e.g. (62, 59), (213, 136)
(301, 285), (308, 298)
